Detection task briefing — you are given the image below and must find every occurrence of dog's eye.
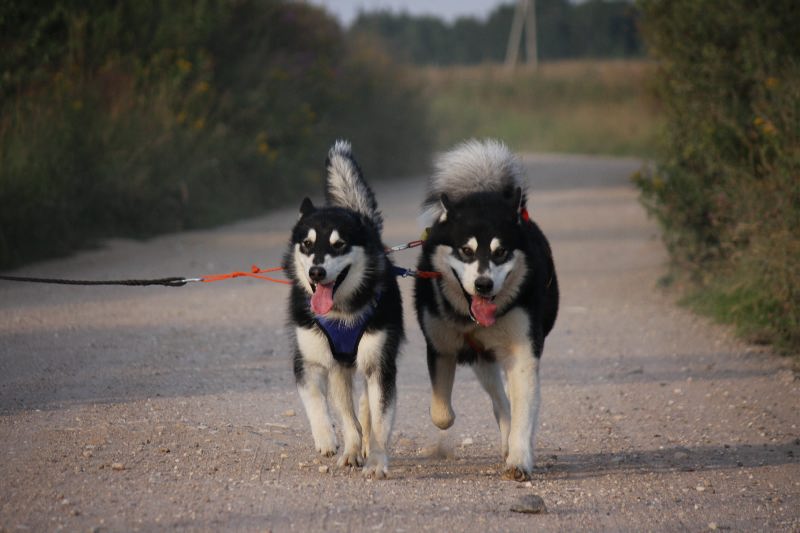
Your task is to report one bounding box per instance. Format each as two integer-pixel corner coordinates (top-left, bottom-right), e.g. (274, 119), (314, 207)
(460, 246), (475, 258)
(301, 239), (313, 251)
(332, 240), (346, 251)
(492, 247), (507, 261)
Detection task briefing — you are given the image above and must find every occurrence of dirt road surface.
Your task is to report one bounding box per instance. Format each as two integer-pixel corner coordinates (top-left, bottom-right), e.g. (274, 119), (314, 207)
(1, 154), (798, 532)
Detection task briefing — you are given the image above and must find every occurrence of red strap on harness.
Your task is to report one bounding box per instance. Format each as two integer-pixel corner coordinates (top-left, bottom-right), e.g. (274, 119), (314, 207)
(464, 331), (485, 353)
(201, 265), (292, 285)
(200, 264), (440, 285)
(197, 236), (441, 286)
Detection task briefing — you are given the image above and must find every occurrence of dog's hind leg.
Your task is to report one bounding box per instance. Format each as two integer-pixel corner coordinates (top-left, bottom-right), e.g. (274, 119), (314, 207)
(362, 361), (396, 479)
(358, 387), (371, 460)
(297, 363), (339, 457)
(329, 365), (363, 468)
(473, 359), (511, 459)
(355, 330), (398, 479)
(427, 344), (457, 430)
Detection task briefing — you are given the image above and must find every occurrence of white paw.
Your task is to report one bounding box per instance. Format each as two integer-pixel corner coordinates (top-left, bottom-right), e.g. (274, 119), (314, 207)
(314, 432), (339, 457)
(361, 451), (389, 479)
(430, 401), (455, 430)
(502, 465), (531, 482)
(337, 448), (363, 468)
(504, 452), (533, 482)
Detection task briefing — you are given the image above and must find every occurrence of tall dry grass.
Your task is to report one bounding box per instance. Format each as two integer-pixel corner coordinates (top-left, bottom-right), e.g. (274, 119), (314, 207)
(420, 60), (659, 156)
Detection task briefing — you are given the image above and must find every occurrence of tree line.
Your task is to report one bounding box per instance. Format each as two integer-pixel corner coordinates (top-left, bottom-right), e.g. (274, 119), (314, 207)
(350, 0), (642, 65)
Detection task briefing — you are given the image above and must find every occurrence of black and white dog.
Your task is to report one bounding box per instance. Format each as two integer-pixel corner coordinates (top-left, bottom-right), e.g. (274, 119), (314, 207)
(283, 140), (404, 478)
(414, 139), (559, 481)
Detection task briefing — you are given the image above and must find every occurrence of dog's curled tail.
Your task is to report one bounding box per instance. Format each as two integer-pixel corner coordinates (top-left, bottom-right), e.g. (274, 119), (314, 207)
(421, 138), (526, 226)
(325, 140), (383, 232)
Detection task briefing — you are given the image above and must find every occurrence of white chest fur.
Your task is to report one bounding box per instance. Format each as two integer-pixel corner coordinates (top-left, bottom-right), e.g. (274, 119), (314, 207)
(422, 307), (531, 359)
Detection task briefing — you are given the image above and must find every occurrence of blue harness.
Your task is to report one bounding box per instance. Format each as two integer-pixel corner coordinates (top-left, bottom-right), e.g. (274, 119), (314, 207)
(312, 291), (381, 365)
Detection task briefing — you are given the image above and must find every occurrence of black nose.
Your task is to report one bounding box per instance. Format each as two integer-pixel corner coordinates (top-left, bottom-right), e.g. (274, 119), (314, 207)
(474, 276), (493, 295)
(309, 266), (326, 283)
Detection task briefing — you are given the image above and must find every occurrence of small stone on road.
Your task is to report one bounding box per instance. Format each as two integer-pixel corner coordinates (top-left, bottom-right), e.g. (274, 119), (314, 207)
(510, 494), (547, 514)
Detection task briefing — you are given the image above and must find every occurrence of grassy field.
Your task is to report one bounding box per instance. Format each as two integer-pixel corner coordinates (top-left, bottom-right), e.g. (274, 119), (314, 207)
(420, 60), (660, 156)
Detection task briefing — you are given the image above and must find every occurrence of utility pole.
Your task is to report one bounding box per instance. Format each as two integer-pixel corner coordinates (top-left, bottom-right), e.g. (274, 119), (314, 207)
(505, 0), (538, 71)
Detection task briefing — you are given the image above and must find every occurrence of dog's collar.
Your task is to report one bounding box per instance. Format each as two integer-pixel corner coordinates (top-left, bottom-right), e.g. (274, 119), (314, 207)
(312, 290), (382, 366)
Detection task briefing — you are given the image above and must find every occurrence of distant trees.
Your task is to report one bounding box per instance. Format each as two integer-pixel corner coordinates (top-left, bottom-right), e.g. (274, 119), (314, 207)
(350, 0), (642, 65)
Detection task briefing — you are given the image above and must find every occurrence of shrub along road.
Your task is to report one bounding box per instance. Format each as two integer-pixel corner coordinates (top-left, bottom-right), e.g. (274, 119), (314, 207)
(0, 155), (798, 531)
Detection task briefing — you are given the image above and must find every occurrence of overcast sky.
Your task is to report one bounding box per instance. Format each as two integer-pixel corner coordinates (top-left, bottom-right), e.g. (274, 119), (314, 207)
(307, 0), (510, 26)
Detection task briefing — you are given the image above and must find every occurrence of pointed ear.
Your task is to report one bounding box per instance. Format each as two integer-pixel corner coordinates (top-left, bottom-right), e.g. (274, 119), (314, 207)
(438, 193), (452, 223)
(299, 197), (315, 218)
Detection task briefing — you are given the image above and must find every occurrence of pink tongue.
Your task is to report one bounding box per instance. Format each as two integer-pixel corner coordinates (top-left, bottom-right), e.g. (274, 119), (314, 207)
(310, 283), (335, 315)
(471, 296), (497, 327)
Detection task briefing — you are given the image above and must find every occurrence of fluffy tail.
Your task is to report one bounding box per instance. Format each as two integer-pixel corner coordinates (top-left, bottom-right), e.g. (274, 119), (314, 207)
(421, 139), (526, 226)
(325, 140), (383, 232)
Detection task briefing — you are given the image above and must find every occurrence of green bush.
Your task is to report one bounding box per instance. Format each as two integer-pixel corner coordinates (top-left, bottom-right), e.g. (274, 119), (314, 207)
(634, 0), (800, 352)
(0, 1), (432, 268)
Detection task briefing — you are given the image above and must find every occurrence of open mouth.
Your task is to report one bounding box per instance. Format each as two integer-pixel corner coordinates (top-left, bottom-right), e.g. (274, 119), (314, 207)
(451, 268), (497, 327)
(310, 265), (350, 316)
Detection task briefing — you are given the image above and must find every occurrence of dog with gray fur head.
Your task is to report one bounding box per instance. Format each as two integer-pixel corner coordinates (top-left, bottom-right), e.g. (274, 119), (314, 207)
(283, 140), (404, 478)
(414, 139), (559, 481)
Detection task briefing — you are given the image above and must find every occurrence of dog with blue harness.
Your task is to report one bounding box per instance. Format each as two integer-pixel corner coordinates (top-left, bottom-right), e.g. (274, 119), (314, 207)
(283, 140), (404, 478)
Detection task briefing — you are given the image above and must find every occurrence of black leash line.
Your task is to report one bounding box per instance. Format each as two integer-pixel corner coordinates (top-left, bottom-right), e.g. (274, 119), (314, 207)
(0, 275), (190, 287)
(0, 237), (438, 289)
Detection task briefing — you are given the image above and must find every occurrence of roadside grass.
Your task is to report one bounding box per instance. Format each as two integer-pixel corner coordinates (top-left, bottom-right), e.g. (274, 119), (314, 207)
(681, 284), (797, 354)
(677, 236), (800, 355)
(634, 0), (800, 355)
(419, 60), (660, 156)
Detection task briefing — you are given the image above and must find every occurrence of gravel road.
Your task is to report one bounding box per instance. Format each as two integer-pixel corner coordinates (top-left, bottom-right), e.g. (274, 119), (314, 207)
(1, 154), (798, 532)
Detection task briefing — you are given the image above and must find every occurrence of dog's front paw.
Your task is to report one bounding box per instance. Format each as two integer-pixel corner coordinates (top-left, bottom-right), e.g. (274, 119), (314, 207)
(430, 401), (455, 430)
(362, 451), (388, 479)
(314, 433), (339, 457)
(502, 465), (531, 482)
(337, 448), (363, 468)
(504, 448), (533, 481)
